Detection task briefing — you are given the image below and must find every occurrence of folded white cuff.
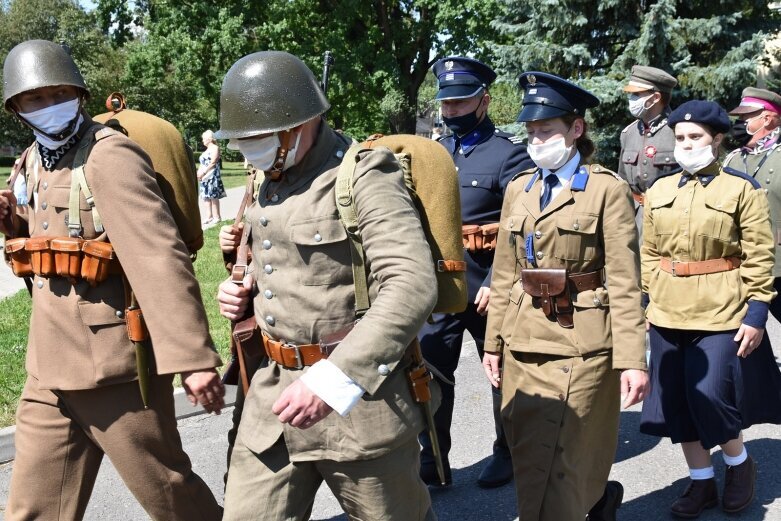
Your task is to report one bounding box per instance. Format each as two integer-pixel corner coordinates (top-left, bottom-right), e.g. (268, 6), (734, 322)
(299, 360), (365, 416)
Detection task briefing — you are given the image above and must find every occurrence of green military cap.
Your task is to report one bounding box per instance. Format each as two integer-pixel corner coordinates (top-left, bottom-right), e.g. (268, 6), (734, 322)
(623, 65), (677, 94)
(729, 87), (781, 115)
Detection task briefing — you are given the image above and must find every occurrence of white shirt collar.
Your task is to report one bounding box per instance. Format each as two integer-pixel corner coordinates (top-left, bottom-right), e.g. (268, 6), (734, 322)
(541, 151), (581, 184)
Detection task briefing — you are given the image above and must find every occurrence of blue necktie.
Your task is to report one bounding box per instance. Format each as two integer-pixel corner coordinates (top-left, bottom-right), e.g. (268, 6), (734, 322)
(540, 174), (559, 210)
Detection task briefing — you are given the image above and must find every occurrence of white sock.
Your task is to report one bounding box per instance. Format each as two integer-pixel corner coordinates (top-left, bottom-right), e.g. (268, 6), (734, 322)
(723, 447), (748, 467)
(689, 466), (715, 480)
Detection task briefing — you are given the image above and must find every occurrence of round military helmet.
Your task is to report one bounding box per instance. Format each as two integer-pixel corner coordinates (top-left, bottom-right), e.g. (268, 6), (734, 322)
(215, 51), (330, 140)
(3, 39), (89, 111)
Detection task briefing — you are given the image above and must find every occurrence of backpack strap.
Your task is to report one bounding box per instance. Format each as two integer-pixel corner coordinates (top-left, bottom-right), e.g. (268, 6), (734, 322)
(68, 126), (118, 236)
(335, 144), (371, 317)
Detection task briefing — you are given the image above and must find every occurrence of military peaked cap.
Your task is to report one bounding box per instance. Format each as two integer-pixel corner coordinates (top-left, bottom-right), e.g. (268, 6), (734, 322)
(432, 56), (496, 101)
(729, 87), (781, 116)
(623, 65), (677, 94)
(516, 71), (600, 122)
(668, 100), (730, 134)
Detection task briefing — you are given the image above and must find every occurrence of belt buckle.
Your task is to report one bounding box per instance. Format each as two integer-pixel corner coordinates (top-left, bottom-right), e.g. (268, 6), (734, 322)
(437, 260), (446, 272)
(670, 260), (679, 277)
(283, 342), (304, 369)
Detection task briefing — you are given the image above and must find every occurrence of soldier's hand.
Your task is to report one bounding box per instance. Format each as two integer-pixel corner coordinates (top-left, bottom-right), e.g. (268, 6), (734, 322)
(474, 286), (491, 315)
(0, 189), (17, 236)
(620, 369), (649, 409)
(272, 379), (333, 429)
(735, 324), (764, 358)
(482, 352), (502, 389)
(219, 222), (243, 253)
(217, 274), (254, 321)
(182, 369), (226, 414)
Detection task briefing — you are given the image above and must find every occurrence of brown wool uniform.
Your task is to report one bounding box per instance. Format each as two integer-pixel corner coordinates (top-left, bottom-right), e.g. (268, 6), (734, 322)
(223, 122), (437, 521)
(5, 118), (222, 521)
(485, 164), (647, 521)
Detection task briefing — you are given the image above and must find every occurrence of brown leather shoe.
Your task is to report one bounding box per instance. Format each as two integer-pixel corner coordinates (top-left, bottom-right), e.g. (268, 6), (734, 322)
(670, 478), (718, 519)
(722, 456), (757, 513)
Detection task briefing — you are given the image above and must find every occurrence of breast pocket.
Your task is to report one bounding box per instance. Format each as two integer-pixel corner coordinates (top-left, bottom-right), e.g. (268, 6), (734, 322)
(622, 151), (639, 167)
(289, 216), (353, 286)
(701, 194), (739, 243)
(503, 214), (527, 263)
(652, 150), (677, 173)
(461, 174), (496, 192)
(49, 185), (90, 228)
(554, 213), (600, 261)
(648, 192), (677, 236)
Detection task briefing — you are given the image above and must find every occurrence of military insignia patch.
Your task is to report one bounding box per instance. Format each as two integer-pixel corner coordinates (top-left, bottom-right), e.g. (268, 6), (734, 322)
(445, 60), (454, 71)
(645, 145), (657, 158)
(684, 113), (692, 121)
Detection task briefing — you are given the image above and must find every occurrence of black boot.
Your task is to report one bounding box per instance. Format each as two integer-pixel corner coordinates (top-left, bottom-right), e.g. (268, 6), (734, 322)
(477, 388), (514, 488)
(588, 481), (624, 521)
(419, 380), (454, 486)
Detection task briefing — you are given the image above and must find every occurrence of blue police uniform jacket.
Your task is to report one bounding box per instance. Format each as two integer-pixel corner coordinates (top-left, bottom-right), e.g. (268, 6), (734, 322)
(438, 117), (533, 301)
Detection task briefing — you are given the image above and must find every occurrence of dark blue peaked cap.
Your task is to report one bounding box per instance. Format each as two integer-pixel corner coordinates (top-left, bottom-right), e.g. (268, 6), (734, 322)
(668, 100), (731, 134)
(432, 56), (497, 101)
(517, 71), (600, 122)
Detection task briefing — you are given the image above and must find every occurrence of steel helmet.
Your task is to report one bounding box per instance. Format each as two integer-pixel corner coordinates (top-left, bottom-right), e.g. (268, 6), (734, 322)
(3, 40), (88, 111)
(215, 51), (330, 140)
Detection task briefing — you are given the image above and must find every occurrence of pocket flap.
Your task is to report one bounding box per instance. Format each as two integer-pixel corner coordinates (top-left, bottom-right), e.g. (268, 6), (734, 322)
(50, 185), (91, 210)
(704, 193), (738, 214)
(622, 151), (639, 164)
(77, 301), (125, 327)
(652, 151), (676, 167)
(574, 287), (610, 308)
(520, 268), (568, 296)
(556, 213), (598, 234)
(648, 192), (677, 209)
(289, 216), (348, 245)
(460, 175), (493, 189)
(502, 214), (527, 233)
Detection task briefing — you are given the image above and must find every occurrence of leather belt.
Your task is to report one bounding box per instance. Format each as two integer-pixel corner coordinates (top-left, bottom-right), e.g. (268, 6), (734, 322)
(261, 331), (336, 370)
(437, 260), (467, 272)
(567, 269), (605, 290)
(631, 191), (644, 206)
(659, 256), (741, 277)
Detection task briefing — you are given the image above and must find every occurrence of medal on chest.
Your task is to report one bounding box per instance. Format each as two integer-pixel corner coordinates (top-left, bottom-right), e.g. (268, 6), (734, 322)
(645, 145), (657, 159)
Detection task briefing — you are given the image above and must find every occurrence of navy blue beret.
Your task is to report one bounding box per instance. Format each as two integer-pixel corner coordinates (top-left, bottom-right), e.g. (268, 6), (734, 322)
(516, 71), (600, 122)
(668, 100), (730, 134)
(431, 56), (496, 101)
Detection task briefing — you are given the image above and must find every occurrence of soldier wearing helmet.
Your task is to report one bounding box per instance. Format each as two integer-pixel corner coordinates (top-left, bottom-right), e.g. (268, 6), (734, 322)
(0, 40), (224, 520)
(216, 51), (438, 520)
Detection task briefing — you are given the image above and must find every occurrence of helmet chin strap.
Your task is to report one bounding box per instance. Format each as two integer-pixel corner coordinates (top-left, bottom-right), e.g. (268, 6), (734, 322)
(266, 129), (295, 181)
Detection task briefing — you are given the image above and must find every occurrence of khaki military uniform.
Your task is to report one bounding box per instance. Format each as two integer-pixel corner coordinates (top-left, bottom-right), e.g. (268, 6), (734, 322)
(5, 118), (222, 521)
(222, 122), (437, 521)
(484, 164), (646, 521)
(618, 112), (679, 232)
(641, 163), (775, 328)
(724, 129), (781, 277)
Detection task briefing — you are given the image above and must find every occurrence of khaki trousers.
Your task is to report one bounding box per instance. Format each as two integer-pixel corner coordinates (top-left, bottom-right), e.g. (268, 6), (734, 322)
(6, 374), (221, 521)
(223, 435), (436, 521)
(502, 351), (620, 521)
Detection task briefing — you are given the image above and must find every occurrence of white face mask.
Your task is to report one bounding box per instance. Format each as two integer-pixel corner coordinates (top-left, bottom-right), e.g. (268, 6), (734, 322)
(674, 144), (716, 173)
(19, 98), (82, 149)
(237, 130), (302, 172)
(528, 136), (573, 171)
(628, 93), (656, 119)
(746, 114), (764, 136)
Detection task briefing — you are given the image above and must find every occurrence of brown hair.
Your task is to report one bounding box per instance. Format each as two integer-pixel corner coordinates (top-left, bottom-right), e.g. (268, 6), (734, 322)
(560, 114), (596, 160)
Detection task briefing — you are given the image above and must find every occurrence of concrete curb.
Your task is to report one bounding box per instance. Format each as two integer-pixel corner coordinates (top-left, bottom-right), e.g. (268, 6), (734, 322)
(0, 384), (238, 464)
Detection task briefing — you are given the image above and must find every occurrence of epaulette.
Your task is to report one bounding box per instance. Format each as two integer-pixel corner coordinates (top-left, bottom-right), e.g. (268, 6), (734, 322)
(522, 168), (541, 191)
(722, 166), (761, 189)
(494, 130), (526, 145)
(94, 127), (119, 141)
(588, 164), (624, 182)
(647, 170), (679, 190)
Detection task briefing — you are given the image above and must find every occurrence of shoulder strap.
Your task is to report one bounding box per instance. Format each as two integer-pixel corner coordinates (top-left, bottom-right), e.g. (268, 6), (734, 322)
(68, 126), (106, 236)
(335, 144), (370, 317)
(5, 145), (32, 190)
(230, 171), (258, 282)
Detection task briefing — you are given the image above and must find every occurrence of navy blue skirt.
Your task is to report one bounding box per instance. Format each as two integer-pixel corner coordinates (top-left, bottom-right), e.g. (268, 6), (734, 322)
(640, 326), (781, 449)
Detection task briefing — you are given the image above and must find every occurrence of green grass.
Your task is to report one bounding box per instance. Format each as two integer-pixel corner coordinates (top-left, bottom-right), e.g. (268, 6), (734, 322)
(0, 166), (11, 177)
(0, 223), (235, 428)
(218, 161), (251, 190)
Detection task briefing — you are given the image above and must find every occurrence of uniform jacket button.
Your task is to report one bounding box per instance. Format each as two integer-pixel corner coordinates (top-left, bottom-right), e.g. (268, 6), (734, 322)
(558, 393), (565, 401)
(36, 279), (43, 289)
(593, 297), (601, 306)
(260, 216), (268, 226)
(573, 223), (580, 230)
(265, 315), (275, 325)
(271, 194), (279, 202)
(536, 251), (544, 260)
(377, 364), (390, 376)
(42, 181), (48, 190)
(41, 222), (48, 230)
(336, 149), (344, 158)
(535, 231), (542, 239)
(264, 264), (273, 274)
(264, 289), (273, 299)
(41, 201), (47, 210)
(471, 180), (478, 186)
(115, 310), (124, 318)
(314, 233), (322, 242)
(262, 240), (272, 250)
(562, 366), (570, 373)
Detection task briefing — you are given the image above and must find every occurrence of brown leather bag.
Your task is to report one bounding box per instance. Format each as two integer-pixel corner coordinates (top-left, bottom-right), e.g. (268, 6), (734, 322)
(81, 240), (115, 286)
(5, 237), (33, 277)
(226, 315), (265, 395)
(25, 237), (55, 277)
(520, 268), (574, 328)
(50, 237), (84, 279)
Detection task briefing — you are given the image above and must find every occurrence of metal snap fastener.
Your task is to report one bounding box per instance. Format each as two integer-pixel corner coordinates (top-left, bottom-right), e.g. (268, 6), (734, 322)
(265, 315), (275, 325)
(264, 264), (273, 274)
(262, 240), (272, 250)
(377, 364), (390, 376)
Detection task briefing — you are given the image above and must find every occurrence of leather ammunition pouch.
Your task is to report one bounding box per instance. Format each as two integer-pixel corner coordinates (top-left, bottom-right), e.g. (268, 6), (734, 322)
(26, 237), (55, 277)
(462, 223), (500, 253)
(521, 268), (604, 329)
(81, 240), (118, 285)
(5, 237), (33, 277)
(51, 237), (84, 279)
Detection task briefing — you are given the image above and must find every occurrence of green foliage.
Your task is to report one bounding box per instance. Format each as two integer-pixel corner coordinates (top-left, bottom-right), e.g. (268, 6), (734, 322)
(493, 0), (781, 168)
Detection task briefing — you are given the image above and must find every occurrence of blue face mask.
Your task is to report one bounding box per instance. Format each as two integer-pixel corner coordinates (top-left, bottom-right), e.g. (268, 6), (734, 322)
(443, 110), (480, 136)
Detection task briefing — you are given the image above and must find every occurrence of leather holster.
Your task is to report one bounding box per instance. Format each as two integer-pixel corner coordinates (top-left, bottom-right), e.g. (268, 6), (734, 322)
(520, 268), (574, 328)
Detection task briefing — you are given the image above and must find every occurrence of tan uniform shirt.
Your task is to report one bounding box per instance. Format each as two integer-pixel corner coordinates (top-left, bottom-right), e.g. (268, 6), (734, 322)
(724, 129), (781, 276)
(485, 164), (647, 371)
(236, 122), (437, 461)
(7, 119), (221, 390)
(642, 162), (775, 330)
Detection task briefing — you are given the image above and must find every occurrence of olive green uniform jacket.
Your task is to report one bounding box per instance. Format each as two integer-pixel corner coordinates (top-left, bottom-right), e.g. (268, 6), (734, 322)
(724, 129), (781, 277)
(642, 163), (775, 330)
(484, 164), (646, 521)
(236, 122), (437, 462)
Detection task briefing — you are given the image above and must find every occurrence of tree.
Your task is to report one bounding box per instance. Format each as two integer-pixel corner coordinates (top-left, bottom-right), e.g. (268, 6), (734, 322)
(492, 0), (781, 167)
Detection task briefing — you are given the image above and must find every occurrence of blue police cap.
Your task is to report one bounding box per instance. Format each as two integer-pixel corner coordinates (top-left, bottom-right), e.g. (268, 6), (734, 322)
(516, 71), (600, 122)
(431, 56), (496, 101)
(667, 100), (730, 134)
